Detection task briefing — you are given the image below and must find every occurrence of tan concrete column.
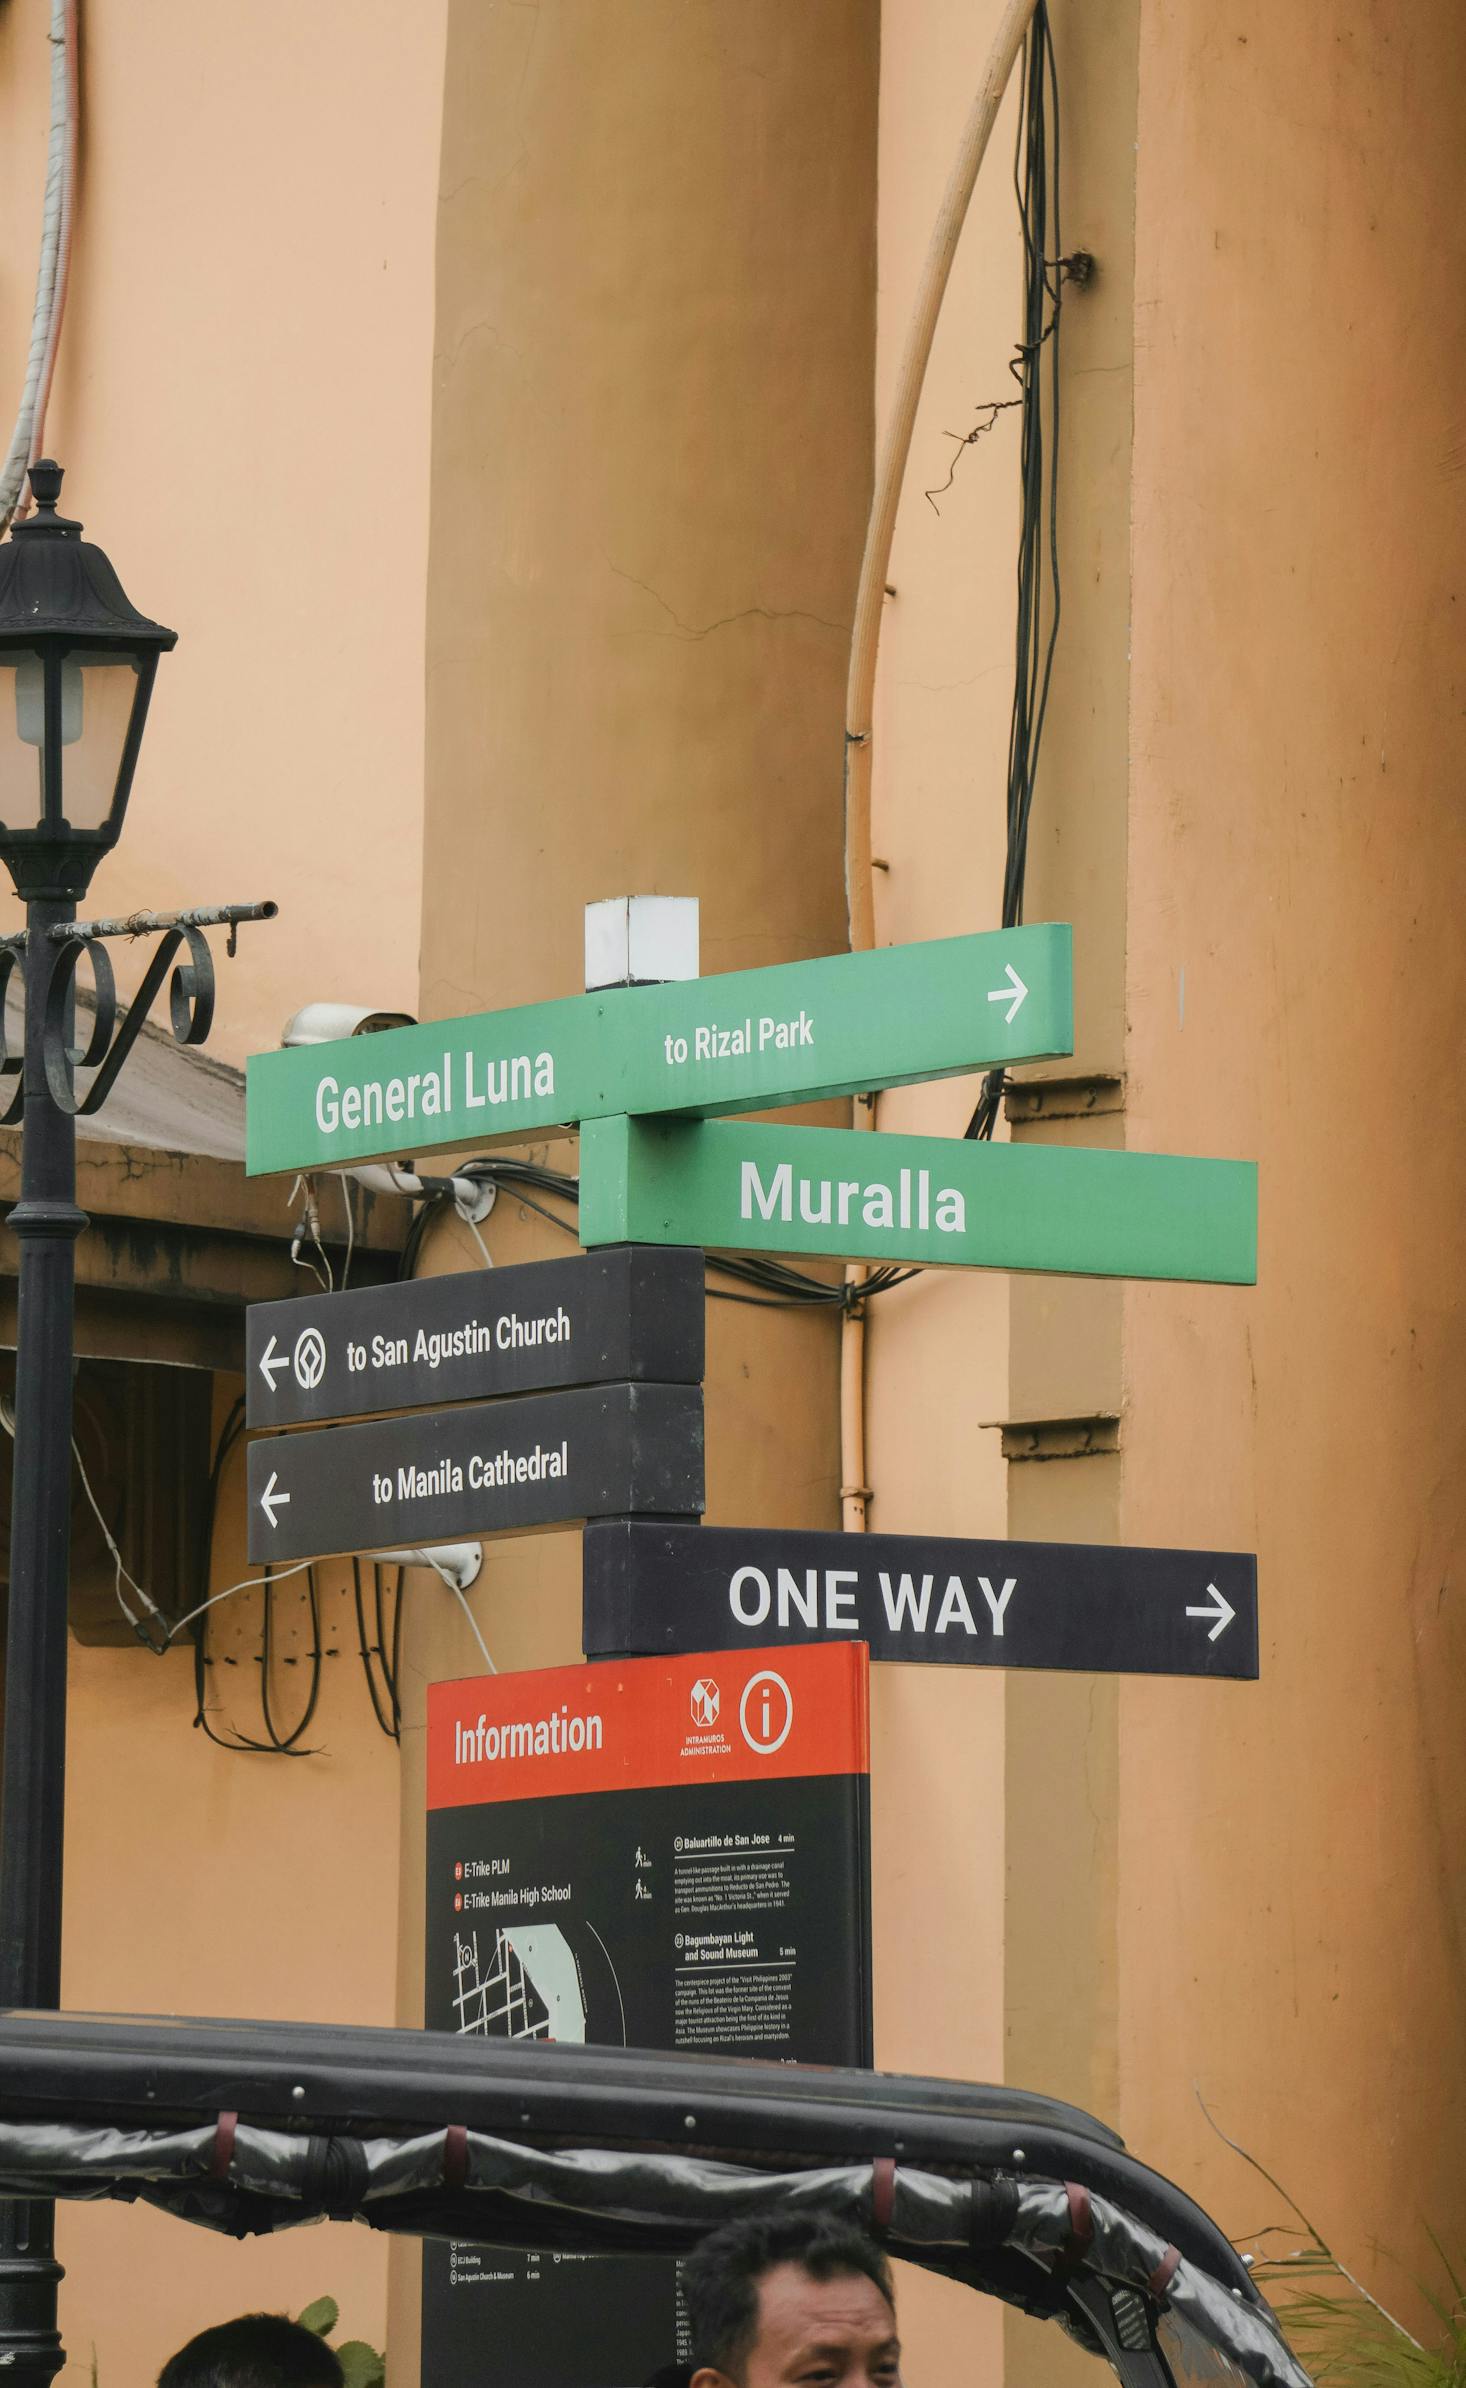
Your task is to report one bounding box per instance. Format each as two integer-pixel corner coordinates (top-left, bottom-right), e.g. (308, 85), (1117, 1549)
(393, 4), (877, 2373)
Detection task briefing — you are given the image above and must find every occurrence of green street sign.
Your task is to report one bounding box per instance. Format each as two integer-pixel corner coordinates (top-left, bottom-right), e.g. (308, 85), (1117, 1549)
(245, 924), (1073, 1177)
(578, 1116), (1258, 1285)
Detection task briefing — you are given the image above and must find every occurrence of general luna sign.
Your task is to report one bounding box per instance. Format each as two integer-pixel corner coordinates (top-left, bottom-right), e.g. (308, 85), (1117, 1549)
(244, 924), (1072, 1176)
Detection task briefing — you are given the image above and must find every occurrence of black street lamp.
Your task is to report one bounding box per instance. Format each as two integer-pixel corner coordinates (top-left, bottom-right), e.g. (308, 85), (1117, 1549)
(0, 464), (270, 2382)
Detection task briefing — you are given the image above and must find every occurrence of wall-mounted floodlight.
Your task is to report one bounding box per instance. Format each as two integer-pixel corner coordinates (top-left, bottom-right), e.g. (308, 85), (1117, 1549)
(278, 1007), (494, 1230)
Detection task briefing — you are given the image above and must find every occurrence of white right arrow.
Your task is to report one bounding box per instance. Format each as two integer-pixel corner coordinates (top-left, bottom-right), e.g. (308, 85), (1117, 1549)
(1186, 1581), (1234, 1642)
(258, 1334), (288, 1391)
(259, 1471), (291, 1530)
(986, 961), (1029, 1025)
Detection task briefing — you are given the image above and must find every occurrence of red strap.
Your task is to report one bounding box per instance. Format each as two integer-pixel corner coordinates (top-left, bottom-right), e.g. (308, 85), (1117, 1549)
(209, 2112), (238, 2181)
(1049, 2182), (1094, 2280)
(1148, 2247), (1181, 2299)
(443, 2124), (469, 2191)
(871, 2156), (895, 2231)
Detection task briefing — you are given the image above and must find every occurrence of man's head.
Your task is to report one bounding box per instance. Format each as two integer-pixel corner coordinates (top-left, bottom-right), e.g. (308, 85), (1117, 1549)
(684, 2210), (901, 2388)
(158, 2315), (345, 2388)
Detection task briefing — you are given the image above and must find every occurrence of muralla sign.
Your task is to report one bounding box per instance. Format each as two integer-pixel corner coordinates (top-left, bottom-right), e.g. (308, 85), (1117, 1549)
(579, 1116), (1258, 1284)
(244, 924), (1072, 1176)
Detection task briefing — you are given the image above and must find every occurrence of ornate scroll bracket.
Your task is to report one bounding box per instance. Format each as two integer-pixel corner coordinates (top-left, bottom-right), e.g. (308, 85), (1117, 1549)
(0, 900), (277, 1125)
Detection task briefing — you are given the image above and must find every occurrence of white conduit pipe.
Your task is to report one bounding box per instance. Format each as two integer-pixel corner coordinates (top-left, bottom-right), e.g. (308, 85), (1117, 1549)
(838, 0), (1039, 1532)
(26, 0), (78, 483)
(0, 0), (77, 529)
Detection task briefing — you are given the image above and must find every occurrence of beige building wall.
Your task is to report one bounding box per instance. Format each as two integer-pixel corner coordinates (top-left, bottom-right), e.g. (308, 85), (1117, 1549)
(0, 0), (438, 1059)
(0, 1), (1450, 2381)
(872, 0), (1466, 2377)
(0, 3), (446, 2378)
(1118, 0), (1466, 2323)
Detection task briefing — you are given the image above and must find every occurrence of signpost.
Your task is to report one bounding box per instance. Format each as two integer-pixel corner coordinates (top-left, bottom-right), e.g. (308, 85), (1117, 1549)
(579, 1115), (1259, 1284)
(245, 1383), (704, 1565)
(583, 1520), (1259, 1681)
(245, 1246), (704, 1429)
(244, 922), (1073, 1176)
(422, 1644), (871, 2388)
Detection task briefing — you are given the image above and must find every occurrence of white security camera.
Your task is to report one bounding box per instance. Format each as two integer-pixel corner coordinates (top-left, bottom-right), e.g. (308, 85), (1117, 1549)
(278, 1005), (493, 1231)
(280, 1001), (417, 1047)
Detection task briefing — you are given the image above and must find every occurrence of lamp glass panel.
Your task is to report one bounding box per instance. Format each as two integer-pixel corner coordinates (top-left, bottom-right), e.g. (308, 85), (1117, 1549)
(0, 649), (48, 826)
(60, 651), (143, 830)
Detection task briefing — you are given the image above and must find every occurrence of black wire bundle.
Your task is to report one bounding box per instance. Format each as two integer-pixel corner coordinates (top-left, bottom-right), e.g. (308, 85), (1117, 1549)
(190, 1394), (402, 1754)
(188, 1394), (316, 1757)
(444, 1157), (916, 1313)
(969, 0), (1063, 1141)
(353, 1557), (403, 1742)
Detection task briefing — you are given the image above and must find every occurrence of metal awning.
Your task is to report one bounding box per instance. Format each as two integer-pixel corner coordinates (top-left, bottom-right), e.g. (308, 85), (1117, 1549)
(0, 2012), (1307, 2388)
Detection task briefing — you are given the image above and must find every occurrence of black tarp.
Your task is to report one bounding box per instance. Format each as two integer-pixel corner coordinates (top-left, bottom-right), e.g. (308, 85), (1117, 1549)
(0, 2013), (1308, 2388)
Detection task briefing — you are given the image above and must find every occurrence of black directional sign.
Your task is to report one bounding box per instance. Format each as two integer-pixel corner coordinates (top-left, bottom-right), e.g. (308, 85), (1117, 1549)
(245, 1245), (704, 1429)
(247, 1384), (704, 1565)
(582, 1521), (1258, 1681)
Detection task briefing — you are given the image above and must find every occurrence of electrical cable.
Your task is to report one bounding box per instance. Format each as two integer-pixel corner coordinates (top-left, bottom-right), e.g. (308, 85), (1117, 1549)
(73, 1433), (167, 1647)
(22, 0), (77, 490)
(433, 1559), (494, 1674)
(843, 0), (1042, 948)
(968, 0), (1064, 1141)
(171, 1555), (316, 1643)
(256, 1562), (323, 1755)
(182, 1396), (326, 1755)
(391, 1564), (404, 1696)
(374, 1562), (403, 1736)
(339, 1173), (356, 1293)
(353, 1558), (399, 1742)
(444, 1155), (915, 1315)
(0, 0), (76, 530)
(0, 1396), (172, 1649)
(191, 1400), (254, 1752)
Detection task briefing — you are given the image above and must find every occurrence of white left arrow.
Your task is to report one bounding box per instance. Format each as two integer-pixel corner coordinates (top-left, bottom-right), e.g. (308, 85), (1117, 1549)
(259, 1471), (291, 1530)
(258, 1335), (288, 1391)
(986, 961), (1028, 1025)
(1186, 1582), (1234, 1642)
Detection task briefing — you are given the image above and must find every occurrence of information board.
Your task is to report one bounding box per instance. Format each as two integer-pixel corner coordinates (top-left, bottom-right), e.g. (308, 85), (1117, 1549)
(422, 1644), (871, 2388)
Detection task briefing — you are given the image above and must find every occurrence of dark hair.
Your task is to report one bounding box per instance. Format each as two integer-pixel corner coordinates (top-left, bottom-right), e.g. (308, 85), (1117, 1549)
(683, 2210), (895, 2380)
(158, 2316), (345, 2388)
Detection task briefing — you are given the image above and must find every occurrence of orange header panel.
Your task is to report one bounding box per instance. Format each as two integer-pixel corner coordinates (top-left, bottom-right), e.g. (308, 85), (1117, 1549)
(427, 1642), (869, 1810)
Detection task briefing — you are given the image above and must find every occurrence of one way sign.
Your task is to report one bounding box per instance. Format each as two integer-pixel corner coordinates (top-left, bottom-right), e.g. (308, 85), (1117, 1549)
(583, 1522), (1258, 1681)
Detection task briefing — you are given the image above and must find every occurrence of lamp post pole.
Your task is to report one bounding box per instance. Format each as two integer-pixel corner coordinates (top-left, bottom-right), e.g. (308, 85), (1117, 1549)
(0, 890), (80, 2381)
(0, 887), (82, 2019)
(0, 463), (270, 2380)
